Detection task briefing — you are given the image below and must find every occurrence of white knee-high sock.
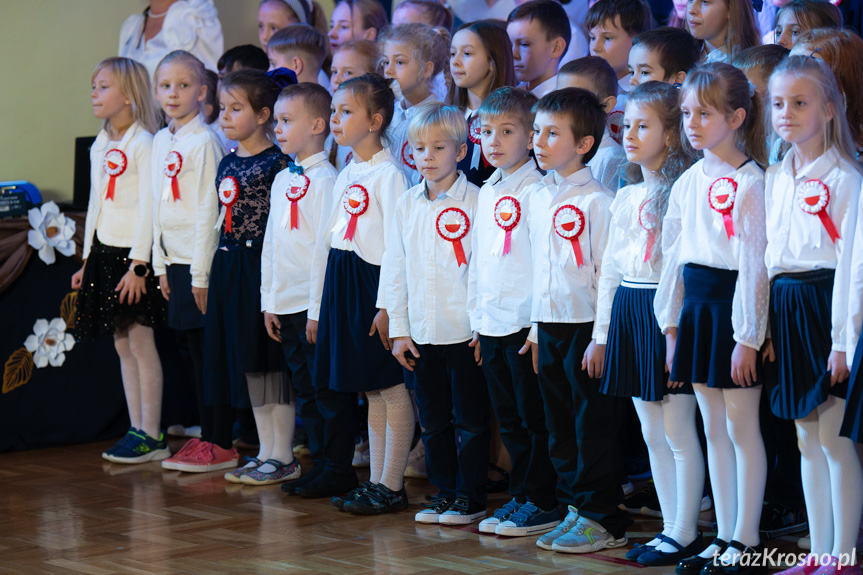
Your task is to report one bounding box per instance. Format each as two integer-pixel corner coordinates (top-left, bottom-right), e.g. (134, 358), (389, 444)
(724, 386), (767, 551)
(251, 402), (275, 462)
(269, 403), (296, 466)
(378, 384), (415, 492)
(366, 390), (386, 484)
(798, 410), (834, 557)
(695, 385), (738, 559)
(114, 331), (142, 431)
(127, 323), (163, 439)
(633, 398), (677, 543)
(662, 393), (704, 552)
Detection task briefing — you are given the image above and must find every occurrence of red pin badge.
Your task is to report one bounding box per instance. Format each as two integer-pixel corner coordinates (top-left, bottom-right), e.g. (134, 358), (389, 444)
(342, 184), (369, 241)
(798, 179), (840, 243)
(493, 196), (521, 256)
(638, 199), (657, 262)
(218, 176), (240, 233)
(708, 177), (738, 240)
(608, 110), (624, 145)
(401, 141), (416, 171)
(436, 207), (470, 266)
(468, 115), (489, 168)
(102, 149), (127, 201)
(164, 151), (183, 201)
(285, 173), (310, 230)
(553, 204), (586, 267)
(345, 151), (353, 165)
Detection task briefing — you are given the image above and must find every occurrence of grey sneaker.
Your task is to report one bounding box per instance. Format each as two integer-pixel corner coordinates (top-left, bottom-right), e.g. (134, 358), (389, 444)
(537, 506), (578, 550)
(551, 515), (628, 554)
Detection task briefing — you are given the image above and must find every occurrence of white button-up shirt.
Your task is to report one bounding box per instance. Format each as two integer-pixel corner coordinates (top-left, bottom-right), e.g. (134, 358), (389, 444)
(262, 151), (339, 316)
(845, 179), (863, 361)
(467, 160), (544, 336)
(84, 122), (154, 262)
(527, 168), (613, 325)
(766, 147), (861, 352)
(308, 148), (411, 321)
(655, 159), (769, 350)
(517, 76), (557, 99)
(594, 179), (663, 344)
(387, 94), (439, 187)
(151, 114), (224, 287)
(588, 127), (627, 193)
(385, 173), (479, 344)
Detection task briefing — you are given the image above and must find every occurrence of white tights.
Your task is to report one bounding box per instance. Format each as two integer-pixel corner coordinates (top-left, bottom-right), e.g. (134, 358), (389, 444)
(633, 395), (704, 553)
(247, 372), (296, 473)
(366, 384), (415, 491)
(113, 323), (163, 439)
(796, 396), (863, 560)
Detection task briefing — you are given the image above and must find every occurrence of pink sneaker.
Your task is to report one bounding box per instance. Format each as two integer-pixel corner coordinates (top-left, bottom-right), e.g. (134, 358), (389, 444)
(161, 438), (201, 470)
(777, 555), (821, 575)
(172, 441), (239, 473)
(813, 558), (862, 575)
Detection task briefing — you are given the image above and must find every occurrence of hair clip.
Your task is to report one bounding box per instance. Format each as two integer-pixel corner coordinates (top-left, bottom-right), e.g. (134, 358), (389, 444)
(671, 82), (682, 90)
(809, 47), (823, 59)
(267, 67), (298, 90)
(751, 0), (763, 11)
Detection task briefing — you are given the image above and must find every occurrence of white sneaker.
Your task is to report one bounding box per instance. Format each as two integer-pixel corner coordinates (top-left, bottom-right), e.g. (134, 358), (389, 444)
(537, 506), (579, 550)
(439, 496), (487, 525)
(415, 496), (454, 524)
(550, 516), (628, 554)
(404, 441), (427, 479)
(478, 498), (522, 534)
(622, 481), (635, 497)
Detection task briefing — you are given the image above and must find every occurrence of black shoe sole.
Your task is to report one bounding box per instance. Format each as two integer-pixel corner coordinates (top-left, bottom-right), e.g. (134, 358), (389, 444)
(343, 500), (409, 515)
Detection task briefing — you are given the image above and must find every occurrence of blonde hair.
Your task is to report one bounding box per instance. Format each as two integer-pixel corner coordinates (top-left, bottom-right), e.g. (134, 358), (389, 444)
(407, 101), (467, 146)
(155, 50), (207, 86)
(681, 62), (767, 167)
(768, 56), (862, 173)
(92, 57), (161, 134)
(379, 23), (449, 84)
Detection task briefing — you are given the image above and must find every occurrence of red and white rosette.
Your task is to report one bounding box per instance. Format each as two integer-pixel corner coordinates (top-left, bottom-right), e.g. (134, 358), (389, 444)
(493, 196), (521, 256)
(607, 110), (624, 145)
(283, 173), (310, 230)
(218, 176), (240, 233)
(553, 204), (586, 267)
(436, 207), (470, 266)
(638, 199), (657, 262)
(708, 177), (737, 240)
(345, 151), (353, 165)
(164, 151), (183, 201)
(468, 115), (489, 170)
(401, 141), (416, 171)
(102, 149), (127, 201)
(342, 184), (369, 241)
(798, 179), (840, 243)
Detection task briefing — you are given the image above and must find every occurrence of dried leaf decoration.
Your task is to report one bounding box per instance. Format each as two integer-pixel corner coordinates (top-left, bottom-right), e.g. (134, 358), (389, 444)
(61, 291), (78, 329)
(3, 347), (34, 394)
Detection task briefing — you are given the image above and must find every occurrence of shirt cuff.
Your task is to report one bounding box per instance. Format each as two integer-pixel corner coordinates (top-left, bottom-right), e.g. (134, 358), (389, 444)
(389, 318), (410, 340)
(527, 323), (538, 344)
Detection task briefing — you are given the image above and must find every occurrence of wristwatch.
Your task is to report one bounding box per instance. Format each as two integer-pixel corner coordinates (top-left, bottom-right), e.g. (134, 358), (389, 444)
(130, 263), (149, 278)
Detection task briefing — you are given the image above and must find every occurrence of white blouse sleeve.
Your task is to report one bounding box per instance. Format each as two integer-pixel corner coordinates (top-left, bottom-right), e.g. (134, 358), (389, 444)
(845, 181), (863, 360)
(129, 137), (154, 263)
(593, 194), (625, 345)
(730, 177), (769, 350)
(151, 144), (166, 276)
(163, 0), (224, 72)
(384, 195), (411, 340)
(375, 170), (410, 310)
(654, 180), (684, 333)
(189, 138), (222, 288)
(830, 172), (861, 352)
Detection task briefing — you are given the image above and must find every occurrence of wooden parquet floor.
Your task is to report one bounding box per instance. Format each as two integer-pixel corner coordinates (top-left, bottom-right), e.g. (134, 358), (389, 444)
(0, 439), (802, 575)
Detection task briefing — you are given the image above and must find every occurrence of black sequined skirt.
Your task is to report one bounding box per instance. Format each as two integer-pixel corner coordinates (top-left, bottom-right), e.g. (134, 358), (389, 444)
(75, 236), (166, 341)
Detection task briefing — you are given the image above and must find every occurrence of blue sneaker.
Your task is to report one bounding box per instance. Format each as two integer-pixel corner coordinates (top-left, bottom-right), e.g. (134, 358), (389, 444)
(479, 498), (522, 533)
(103, 430), (170, 464)
(102, 428), (138, 459)
(495, 502), (560, 537)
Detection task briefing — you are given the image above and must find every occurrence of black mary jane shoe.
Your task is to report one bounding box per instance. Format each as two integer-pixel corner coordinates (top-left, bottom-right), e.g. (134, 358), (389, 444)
(639, 533), (705, 567)
(700, 540), (768, 575)
(676, 538), (729, 575)
(625, 533), (667, 561)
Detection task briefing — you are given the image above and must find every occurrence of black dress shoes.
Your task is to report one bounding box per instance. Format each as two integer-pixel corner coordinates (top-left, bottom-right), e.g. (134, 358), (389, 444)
(296, 470), (359, 498)
(677, 538), (730, 575)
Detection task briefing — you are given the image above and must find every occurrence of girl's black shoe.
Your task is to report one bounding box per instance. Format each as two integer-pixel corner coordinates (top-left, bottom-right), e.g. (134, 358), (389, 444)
(344, 482), (409, 515)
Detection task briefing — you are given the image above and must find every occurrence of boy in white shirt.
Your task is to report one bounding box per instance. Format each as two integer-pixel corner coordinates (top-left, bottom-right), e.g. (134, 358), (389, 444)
(267, 24), (329, 86)
(386, 102), (490, 525)
(468, 87), (560, 537)
(506, 0), (571, 99)
(526, 88), (631, 553)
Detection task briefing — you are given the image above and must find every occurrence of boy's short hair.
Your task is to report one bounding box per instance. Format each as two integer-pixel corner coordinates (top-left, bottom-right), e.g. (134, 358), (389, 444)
(506, 0), (572, 57)
(533, 88), (606, 163)
(632, 26), (700, 79)
(478, 87), (539, 134)
(277, 82), (333, 137)
(585, 0), (654, 37)
(407, 102), (468, 147)
(217, 44), (269, 74)
(268, 24), (329, 70)
(558, 56), (618, 99)
(731, 44), (789, 79)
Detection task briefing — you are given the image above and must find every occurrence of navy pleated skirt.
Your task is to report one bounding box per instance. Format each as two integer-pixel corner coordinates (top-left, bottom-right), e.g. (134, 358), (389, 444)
(671, 264), (750, 389)
(765, 269), (846, 420)
(600, 281), (692, 400)
(165, 264), (205, 331)
(313, 249), (403, 393)
(841, 326), (863, 443)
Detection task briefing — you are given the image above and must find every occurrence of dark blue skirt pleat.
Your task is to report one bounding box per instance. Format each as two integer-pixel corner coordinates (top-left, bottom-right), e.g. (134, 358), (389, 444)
(313, 249), (403, 393)
(842, 337), (863, 442)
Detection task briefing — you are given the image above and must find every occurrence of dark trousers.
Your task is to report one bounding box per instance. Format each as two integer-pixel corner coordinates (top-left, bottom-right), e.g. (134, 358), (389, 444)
(414, 341), (491, 506)
(760, 384), (803, 509)
(480, 329), (557, 510)
(280, 312), (356, 475)
(537, 322), (631, 538)
(187, 328), (234, 449)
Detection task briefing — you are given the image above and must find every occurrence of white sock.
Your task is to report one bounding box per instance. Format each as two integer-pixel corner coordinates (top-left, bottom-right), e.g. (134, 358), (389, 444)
(251, 402), (274, 463)
(377, 384), (415, 492)
(267, 402), (296, 468)
(633, 398), (677, 547)
(367, 390), (386, 484)
(725, 386), (766, 552)
(127, 323), (163, 439)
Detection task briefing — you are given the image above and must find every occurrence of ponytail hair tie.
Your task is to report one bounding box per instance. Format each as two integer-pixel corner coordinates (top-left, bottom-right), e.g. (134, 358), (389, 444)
(267, 67), (298, 90)
(747, 81), (757, 98)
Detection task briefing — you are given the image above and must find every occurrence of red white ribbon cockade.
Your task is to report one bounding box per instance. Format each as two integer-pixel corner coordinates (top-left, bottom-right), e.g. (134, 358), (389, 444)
(342, 184), (369, 241)
(401, 141), (416, 171)
(708, 177), (738, 240)
(638, 199), (657, 263)
(494, 196), (521, 256)
(436, 207), (470, 266)
(553, 204), (586, 267)
(468, 115), (489, 170)
(164, 151), (183, 201)
(607, 110), (624, 145)
(218, 176), (240, 233)
(345, 151), (353, 165)
(283, 173), (310, 230)
(102, 149), (127, 201)
(798, 179), (840, 243)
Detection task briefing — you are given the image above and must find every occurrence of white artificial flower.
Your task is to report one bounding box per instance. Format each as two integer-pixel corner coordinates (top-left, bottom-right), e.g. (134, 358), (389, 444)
(27, 202), (76, 265)
(23, 318), (76, 368)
